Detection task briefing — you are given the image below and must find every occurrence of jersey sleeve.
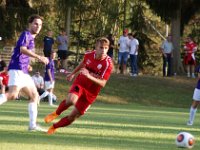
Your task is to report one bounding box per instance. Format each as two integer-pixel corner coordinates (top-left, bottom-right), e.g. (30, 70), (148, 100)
(16, 32), (29, 48)
(83, 52), (89, 64)
(46, 59), (51, 70)
(101, 57), (113, 80)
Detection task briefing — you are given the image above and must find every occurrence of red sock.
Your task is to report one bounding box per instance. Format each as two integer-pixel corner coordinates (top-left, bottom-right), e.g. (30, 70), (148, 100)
(53, 116), (73, 128)
(56, 99), (71, 115)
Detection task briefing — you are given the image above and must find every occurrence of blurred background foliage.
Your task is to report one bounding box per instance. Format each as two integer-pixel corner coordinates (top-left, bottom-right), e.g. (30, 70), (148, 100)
(0, 0), (200, 75)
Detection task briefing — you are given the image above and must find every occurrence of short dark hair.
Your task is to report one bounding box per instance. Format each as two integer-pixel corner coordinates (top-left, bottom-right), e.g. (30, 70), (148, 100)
(28, 14), (43, 23)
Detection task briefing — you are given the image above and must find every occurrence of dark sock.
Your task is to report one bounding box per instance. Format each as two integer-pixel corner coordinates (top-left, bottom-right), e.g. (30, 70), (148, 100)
(53, 116), (73, 128)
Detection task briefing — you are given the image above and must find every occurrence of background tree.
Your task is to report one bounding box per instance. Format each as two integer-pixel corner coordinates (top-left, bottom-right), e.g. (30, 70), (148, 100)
(0, 0), (36, 41)
(145, 0), (200, 74)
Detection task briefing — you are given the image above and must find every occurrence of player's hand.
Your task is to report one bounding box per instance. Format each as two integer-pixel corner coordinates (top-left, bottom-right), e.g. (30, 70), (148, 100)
(80, 68), (90, 78)
(38, 56), (49, 65)
(28, 65), (32, 72)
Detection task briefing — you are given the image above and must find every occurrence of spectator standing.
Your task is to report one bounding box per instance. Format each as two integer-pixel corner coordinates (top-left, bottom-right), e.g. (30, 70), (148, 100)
(160, 35), (174, 77)
(117, 29), (130, 74)
(56, 29), (68, 69)
(43, 30), (54, 57)
(128, 33), (139, 77)
(183, 36), (198, 78)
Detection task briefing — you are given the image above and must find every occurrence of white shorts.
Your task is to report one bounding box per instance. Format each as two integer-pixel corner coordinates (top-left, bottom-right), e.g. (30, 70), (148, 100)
(193, 88), (200, 101)
(8, 70), (35, 89)
(45, 81), (55, 90)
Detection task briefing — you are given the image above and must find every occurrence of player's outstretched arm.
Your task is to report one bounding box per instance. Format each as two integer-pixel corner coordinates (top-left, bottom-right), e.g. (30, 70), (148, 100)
(20, 46), (49, 65)
(66, 60), (85, 81)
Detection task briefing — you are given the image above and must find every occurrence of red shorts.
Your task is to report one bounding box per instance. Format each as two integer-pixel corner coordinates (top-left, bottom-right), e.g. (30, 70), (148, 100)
(184, 55), (196, 65)
(69, 84), (97, 115)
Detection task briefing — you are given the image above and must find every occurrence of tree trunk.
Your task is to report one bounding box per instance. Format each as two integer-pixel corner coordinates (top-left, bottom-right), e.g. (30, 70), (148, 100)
(171, 9), (184, 75)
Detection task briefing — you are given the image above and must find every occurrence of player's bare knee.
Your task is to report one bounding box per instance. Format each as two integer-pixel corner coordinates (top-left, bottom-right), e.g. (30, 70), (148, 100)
(68, 115), (76, 122)
(68, 113), (80, 121)
(29, 91), (39, 102)
(7, 93), (18, 100)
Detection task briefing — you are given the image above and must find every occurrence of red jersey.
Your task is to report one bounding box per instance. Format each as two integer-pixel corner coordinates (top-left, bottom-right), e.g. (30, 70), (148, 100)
(73, 51), (113, 95)
(185, 41), (197, 55)
(0, 72), (9, 86)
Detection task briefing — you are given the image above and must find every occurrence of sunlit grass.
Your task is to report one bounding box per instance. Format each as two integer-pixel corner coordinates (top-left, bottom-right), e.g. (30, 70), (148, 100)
(0, 101), (200, 150)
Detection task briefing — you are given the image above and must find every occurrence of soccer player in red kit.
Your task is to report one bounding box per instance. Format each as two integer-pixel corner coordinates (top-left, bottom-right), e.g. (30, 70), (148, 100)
(45, 37), (113, 134)
(184, 36), (198, 78)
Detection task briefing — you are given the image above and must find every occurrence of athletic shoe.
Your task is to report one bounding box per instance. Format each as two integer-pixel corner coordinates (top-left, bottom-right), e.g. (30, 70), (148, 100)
(47, 125), (56, 135)
(44, 111), (58, 123)
(192, 75), (196, 78)
(187, 121), (193, 126)
(28, 125), (47, 132)
(133, 74), (138, 77)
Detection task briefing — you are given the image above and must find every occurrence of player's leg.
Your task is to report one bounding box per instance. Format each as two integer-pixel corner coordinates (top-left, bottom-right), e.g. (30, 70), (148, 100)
(0, 70), (22, 104)
(47, 88), (53, 106)
(21, 74), (46, 132)
(44, 93), (78, 123)
(187, 88), (200, 125)
(184, 56), (190, 77)
(21, 84), (39, 129)
(57, 50), (61, 70)
(39, 90), (49, 100)
(122, 52), (129, 74)
(191, 64), (195, 78)
(117, 52), (122, 74)
(47, 81), (55, 106)
(0, 85), (20, 105)
(167, 54), (171, 76)
(47, 107), (81, 134)
(0, 70), (26, 104)
(187, 101), (200, 125)
(47, 91), (92, 134)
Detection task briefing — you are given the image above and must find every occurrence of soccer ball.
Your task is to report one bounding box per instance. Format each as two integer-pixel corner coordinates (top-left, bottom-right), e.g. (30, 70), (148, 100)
(175, 132), (195, 148)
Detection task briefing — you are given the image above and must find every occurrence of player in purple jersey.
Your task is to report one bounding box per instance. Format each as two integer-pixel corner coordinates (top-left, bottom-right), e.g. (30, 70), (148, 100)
(0, 14), (49, 132)
(187, 65), (200, 125)
(39, 51), (57, 106)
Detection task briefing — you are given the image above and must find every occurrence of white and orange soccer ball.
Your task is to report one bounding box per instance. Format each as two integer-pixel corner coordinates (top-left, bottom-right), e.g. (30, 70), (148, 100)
(175, 132), (195, 149)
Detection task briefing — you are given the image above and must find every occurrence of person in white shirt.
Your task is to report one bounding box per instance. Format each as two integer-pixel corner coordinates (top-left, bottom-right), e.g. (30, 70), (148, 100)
(32, 71), (45, 96)
(160, 35), (174, 77)
(128, 33), (139, 76)
(117, 29), (130, 74)
(32, 71), (57, 105)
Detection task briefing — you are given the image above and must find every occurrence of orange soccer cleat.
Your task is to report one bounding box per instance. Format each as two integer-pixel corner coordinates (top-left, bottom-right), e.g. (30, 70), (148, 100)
(44, 111), (59, 123)
(47, 125), (56, 135)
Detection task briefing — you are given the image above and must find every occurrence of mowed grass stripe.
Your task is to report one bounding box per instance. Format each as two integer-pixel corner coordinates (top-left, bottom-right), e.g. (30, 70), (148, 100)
(0, 101), (200, 150)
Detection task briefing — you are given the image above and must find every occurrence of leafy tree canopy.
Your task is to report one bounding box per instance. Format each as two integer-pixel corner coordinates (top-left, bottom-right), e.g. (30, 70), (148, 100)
(145, 0), (200, 34)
